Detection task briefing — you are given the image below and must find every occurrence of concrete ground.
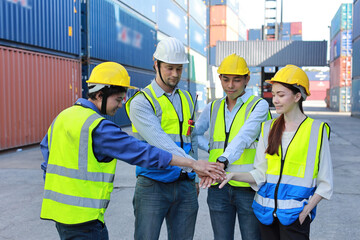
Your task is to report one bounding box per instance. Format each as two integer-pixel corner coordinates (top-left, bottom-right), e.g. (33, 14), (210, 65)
(1, 102), (360, 240)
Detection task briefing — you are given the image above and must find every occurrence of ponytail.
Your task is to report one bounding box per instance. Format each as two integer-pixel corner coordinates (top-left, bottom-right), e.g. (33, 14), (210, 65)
(265, 114), (285, 156)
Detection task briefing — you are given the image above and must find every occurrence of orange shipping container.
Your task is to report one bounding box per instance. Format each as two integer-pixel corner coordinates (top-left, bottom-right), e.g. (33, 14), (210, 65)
(330, 56), (352, 88)
(209, 5), (239, 33)
(210, 25), (239, 47)
(0, 46), (82, 151)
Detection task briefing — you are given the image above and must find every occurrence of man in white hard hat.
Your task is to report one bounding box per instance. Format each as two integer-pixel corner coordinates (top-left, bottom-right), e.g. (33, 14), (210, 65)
(40, 62), (225, 239)
(126, 37), (205, 239)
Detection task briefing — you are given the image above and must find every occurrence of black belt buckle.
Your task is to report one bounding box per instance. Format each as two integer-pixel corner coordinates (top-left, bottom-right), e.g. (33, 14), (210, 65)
(178, 171), (189, 181)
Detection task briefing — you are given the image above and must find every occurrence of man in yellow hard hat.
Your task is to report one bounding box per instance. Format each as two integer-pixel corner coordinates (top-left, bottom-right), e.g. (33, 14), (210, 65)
(196, 54), (271, 240)
(39, 62), (225, 240)
(125, 37), (203, 239)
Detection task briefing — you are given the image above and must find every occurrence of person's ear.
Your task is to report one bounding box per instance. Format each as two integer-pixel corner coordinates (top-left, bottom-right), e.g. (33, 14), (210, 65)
(295, 92), (302, 102)
(96, 91), (103, 100)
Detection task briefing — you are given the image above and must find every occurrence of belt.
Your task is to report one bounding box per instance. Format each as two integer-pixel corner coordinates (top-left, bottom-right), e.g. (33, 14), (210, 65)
(178, 171), (189, 181)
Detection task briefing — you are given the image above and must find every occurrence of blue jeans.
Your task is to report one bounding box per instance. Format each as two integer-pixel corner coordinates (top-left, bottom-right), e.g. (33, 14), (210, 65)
(55, 220), (108, 240)
(133, 175), (199, 240)
(207, 184), (261, 240)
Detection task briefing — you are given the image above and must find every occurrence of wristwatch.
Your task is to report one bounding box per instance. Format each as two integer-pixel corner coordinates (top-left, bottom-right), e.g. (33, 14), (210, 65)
(216, 156), (229, 170)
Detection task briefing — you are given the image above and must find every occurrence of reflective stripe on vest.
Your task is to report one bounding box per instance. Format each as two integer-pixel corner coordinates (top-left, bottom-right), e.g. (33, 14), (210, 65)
(209, 95), (263, 187)
(41, 106), (116, 224)
(126, 84), (194, 152)
(253, 117), (330, 226)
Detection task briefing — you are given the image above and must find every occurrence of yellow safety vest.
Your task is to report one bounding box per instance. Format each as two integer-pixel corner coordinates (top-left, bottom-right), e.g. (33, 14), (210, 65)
(40, 105), (116, 224)
(253, 117), (330, 225)
(209, 95), (270, 187)
(126, 84), (194, 154)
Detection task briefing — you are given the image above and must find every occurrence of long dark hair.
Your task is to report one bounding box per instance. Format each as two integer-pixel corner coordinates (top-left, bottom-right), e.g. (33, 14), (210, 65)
(265, 82), (304, 155)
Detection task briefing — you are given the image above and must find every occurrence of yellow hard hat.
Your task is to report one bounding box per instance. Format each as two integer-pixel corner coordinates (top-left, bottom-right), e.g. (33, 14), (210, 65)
(86, 62), (136, 91)
(266, 65), (310, 96)
(217, 53), (250, 75)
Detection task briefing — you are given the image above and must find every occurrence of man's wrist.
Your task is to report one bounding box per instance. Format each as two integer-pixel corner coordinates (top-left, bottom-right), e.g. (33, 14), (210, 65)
(216, 156), (229, 170)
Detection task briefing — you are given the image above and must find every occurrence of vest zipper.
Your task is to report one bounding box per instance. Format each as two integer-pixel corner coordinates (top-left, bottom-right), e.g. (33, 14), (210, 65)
(272, 117), (308, 218)
(223, 101), (243, 151)
(179, 120), (184, 148)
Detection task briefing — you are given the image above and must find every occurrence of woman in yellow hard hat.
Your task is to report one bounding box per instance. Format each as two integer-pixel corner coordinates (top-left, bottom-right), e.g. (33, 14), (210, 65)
(39, 62), (225, 240)
(203, 65), (333, 240)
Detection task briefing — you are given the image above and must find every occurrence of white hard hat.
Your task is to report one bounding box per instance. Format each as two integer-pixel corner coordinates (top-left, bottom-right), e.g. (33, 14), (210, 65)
(153, 37), (189, 64)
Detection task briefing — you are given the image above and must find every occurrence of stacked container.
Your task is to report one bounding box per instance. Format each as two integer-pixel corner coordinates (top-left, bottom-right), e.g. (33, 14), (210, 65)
(305, 71), (330, 101)
(0, 0), (81, 151)
(329, 3), (353, 112)
(352, 0), (360, 117)
(0, 0), (210, 151)
(280, 22), (303, 41)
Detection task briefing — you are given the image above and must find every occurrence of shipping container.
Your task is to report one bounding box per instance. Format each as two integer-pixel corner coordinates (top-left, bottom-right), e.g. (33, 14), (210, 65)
(330, 3), (352, 40)
(0, 0), (80, 55)
(157, 0), (188, 46)
(0, 46), (81, 151)
(88, 0), (156, 71)
(210, 25), (239, 47)
(305, 71), (329, 81)
(174, 0), (188, 11)
(330, 86), (351, 112)
(330, 30), (352, 62)
(281, 34), (291, 40)
(189, 49), (207, 84)
(209, 46), (216, 65)
(290, 22), (302, 35)
(354, 0), (360, 41)
(209, 5), (239, 34)
(291, 34), (302, 41)
(308, 81), (329, 101)
(189, 0), (206, 29)
(120, 0), (157, 22)
(330, 56), (352, 88)
(353, 38), (360, 78)
(282, 22), (291, 35)
(248, 29), (262, 40)
(207, 0), (239, 14)
(351, 78), (360, 117)
(189, 18), (206, 56)
(189, 82), (208, 112)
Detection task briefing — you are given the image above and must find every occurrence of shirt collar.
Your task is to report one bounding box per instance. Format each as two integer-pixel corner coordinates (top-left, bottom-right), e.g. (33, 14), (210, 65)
(151, 79), (179, 98)
(74, 98), (101, 115)
(224, 90), (252, 107)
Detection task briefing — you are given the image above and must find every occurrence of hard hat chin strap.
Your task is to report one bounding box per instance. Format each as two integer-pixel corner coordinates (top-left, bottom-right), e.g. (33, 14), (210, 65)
(100, 87), (109, 115)
(157, 61), (175, 89)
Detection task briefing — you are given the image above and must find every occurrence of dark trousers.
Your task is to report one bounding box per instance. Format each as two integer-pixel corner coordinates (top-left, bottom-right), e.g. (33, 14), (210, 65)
(56, 220), (109, 240)
(259, 216), (311, 240)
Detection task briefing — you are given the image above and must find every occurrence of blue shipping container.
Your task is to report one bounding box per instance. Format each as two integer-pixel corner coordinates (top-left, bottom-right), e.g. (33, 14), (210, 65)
(189, 18), (206, 56)
(353, 0), (360, 41)
(189, 0), (206, 28)
(248, 29), (262, 40)
(120, 0), (157, 22)
(0, 0), (80, 55)
(352, 38), (360, 78)
(281, 34), (290, 40)
(189, 82), (207, 112)
(210, 46), (216, 65)
(282, 22), (291, 35)
(330, 30), (352, 62)
(331, 3), (352, 40)
(89, 0), (157, 70)
(291, 34), (302, 41)
(351, 79), (360, 117)
(305, 71), (329, 81)
(157, 0), (188, 45)
(173, 0), (188, 11)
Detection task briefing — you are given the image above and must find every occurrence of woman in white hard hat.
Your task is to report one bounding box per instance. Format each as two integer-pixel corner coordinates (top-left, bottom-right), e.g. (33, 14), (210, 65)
(202, 65), (333, 240)
(40, 62), (225, 240)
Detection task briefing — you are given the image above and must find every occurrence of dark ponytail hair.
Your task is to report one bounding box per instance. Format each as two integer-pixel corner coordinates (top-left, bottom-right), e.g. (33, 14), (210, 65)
(265, 82), (304, 155)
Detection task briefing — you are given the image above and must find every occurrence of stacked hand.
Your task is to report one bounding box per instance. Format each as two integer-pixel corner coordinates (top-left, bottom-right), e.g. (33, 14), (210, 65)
(192, 160), (226, 182)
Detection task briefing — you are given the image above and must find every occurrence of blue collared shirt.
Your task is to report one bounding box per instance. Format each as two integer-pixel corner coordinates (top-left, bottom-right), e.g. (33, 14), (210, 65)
(194, 90), (269, 164)
(40, 98), (172, 178)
